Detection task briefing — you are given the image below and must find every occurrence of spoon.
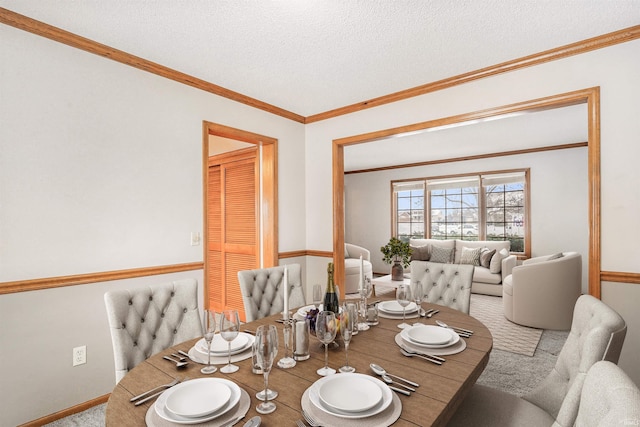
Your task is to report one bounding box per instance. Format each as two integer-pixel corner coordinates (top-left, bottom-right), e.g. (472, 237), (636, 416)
(163, 355), (189, 368)
(243, 415), (262, 427)
(426, 309), (439, 318)
(370, 363), (419, 387)
(379, 374), (416, 391)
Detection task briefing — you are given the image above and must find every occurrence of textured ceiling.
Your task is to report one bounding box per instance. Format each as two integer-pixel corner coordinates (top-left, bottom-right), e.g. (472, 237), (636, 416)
(1, 1), (639, 117)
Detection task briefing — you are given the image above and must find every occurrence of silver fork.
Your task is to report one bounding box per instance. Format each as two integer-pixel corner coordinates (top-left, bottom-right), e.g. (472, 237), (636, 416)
(426, 309), (439, 318)
(400, 348), (444, 365)
(302, 410), (320, 427)
(130, 377), (180, 402)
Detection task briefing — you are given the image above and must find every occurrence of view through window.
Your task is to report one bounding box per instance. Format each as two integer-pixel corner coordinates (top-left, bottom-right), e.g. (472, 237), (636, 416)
(393, 170), (527, 252)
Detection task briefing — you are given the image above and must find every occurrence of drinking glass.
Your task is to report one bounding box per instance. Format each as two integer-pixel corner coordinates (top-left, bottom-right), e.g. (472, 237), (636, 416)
(277, 320), (296, 369)
(414, 280), (424, 316)
(315, 311), (337, 376)
(357, 276), (372, 331)
(200, 309), (217, 374)
(219, 309), (240, 373)
(339, 303), (356, 373)
(397, 284), (412, 329)
(254, 325), (279, 414)
(312, 284), (323, 309)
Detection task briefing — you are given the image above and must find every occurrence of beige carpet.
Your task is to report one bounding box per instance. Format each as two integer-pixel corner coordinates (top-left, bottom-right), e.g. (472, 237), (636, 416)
(358, 287), (543, 357)
(470, 294), (543, 356)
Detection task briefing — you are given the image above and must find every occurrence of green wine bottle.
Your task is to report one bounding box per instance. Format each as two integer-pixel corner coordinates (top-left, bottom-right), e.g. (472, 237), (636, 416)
(323, 262), (340, 315)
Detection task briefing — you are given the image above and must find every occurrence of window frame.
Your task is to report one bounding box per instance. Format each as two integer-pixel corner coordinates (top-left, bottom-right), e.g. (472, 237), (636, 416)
(392, 168), (530, 257)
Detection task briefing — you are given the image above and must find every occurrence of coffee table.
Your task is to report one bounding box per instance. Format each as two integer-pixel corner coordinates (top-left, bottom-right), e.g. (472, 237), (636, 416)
(371, 274), (410, 296)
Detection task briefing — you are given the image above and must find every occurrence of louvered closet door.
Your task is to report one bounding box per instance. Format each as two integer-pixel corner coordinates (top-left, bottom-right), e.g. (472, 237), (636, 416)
(207, 149), (259, 321)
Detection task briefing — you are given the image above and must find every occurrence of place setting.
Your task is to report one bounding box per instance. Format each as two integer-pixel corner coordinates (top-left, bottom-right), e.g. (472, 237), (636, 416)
(376, 285), (420, 324)
(300, 372), (403, 426)
(394, 322), (467, 359)
(143, 376), (251, 426)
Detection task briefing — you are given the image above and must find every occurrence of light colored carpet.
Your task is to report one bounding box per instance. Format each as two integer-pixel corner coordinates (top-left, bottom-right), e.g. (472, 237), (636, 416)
(469, 294), (543, 356)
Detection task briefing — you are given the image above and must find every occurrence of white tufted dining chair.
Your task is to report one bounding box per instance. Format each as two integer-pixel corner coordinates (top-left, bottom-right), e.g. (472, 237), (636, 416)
(574, 361), (640, 426)
(409, 261), (474, 314)
(447, 294), (627, 427)
(237, 264), (306, 322)
(104, 278), (202, 383)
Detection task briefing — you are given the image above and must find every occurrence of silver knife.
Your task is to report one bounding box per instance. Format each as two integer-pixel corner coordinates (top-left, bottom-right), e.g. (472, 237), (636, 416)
(388, 385), (411, 396)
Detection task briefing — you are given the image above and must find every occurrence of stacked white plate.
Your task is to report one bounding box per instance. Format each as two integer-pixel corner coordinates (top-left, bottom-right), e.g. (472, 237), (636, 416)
(308, 373), (393, 419)
(400, 324), (460, 349)
(377, 300), (419, 316)
(154, 378), (241, 424)
(194, 332), (253, 356)
(296, 304), (343, 319)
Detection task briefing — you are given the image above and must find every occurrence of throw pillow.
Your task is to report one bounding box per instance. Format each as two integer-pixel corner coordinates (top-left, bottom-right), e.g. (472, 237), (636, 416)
(490, 248), (510, 274)
(460, 247), (482, 266)
(344, 245), (350, 258)
(548, 252), (564, 260)
(410, 244), (431, 261)
(480, 248), (496, 268)
(430, 245), (454, 264)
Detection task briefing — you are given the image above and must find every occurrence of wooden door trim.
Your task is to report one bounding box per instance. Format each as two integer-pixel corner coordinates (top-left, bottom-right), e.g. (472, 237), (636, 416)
(203, 121), (278, 308)
(333, 87), (602, 299)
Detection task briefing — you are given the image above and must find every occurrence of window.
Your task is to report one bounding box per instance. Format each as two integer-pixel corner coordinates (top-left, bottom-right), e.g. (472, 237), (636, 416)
(392, 170), (528, 253)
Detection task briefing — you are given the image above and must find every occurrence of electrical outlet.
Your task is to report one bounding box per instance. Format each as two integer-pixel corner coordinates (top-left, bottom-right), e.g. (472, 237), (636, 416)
(73, 345), (86, 366)
(190, 232), (201, 246)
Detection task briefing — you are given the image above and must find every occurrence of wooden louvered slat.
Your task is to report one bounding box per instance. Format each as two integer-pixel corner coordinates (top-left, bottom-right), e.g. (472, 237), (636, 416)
(224, 160), (257, 246)
(225, 252), (256, 320)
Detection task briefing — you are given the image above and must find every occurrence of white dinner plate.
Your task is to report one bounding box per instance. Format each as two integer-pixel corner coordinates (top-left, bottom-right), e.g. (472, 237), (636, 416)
(309, 373), (392, 419)
(164, 379), (231, 418)
(195, 333), (250, 355)
(297, 304), (322, 317)
(400, 325), (459, 348)
(377, 300), (418, 314)
(318, 374), (383, 413)
(406, 324), (452, 345)
(155, 378), (241, 425)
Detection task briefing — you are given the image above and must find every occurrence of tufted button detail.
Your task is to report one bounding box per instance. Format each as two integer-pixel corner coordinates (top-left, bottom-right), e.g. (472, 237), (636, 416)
(173, 329), (178, 334)
(183, 308), (187, 313)
(171, 292), (175, 297)
(152, 334), (156, 339)
(133, 341), (137, 346)
(455, 272), (459, 275)
(149, 296), (153, 301)
(122, 323), (126, 328)
(128, 300), (133, 305)
(161, 313), (165, 318)
(141, 317), (145, 323)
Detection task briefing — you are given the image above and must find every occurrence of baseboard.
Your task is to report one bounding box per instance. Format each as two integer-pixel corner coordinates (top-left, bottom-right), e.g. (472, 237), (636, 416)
(18, 394), (110, 427)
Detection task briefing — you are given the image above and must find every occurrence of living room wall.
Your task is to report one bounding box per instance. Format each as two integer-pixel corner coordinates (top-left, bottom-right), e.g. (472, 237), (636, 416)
(344, 147), (589, 291)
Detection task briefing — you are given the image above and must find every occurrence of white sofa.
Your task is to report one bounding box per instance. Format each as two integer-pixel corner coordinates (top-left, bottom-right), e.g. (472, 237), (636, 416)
(344, 243), (373, 294)
(503, 252), (582, 330)
(409, 238), (517, 296)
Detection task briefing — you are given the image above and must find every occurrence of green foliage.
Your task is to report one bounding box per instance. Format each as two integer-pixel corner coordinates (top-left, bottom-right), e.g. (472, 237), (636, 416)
(380, 237), (412, 268)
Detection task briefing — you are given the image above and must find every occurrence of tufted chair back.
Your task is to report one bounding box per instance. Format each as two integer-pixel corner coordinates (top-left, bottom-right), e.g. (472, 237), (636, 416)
(409, 261), (474, 313)
(104, 278), (202, 383)
(524, 294), (627, 427)
(238, 264), (306, 322)
(574, 361), (640, 427)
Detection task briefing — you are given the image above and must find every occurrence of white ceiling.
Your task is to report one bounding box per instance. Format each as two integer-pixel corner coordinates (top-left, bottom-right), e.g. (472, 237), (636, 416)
(2, 1), (639, 117)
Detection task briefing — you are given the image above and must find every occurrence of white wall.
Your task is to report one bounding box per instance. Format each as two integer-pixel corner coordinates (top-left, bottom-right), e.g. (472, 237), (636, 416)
(306, 40), (640, 386)
(0, 25), (305, 426)
(345, 148), (589, 291)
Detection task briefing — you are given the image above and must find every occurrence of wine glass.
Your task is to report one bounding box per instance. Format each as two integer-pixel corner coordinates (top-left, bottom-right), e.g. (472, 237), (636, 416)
(200, 309), (217, 374)
(414, 280), (424, 316)
(254, 325), (279, 415)
(219, 309), (240, 373)
(339, 303), (356, 373)
(315, 311), (337, 376)
(396, 284), (412, 329)
(312, 284), (323, 309)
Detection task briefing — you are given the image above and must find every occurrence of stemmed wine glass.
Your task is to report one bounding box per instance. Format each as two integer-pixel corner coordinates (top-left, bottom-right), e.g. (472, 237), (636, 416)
(219, 309), (240, 373)
(414, 280), (424, 317)
(254, 325), (279, 414)
(357, 277), (372, 331)
(396, 284), (412, 329)
(201, 309), (217, 374)
(312, 284), (323, 309)
(339, 303), (356, 373)
(315, 311), (337, 376)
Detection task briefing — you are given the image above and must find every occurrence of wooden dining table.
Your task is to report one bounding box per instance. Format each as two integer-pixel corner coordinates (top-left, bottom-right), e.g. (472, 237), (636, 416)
(105, 298), (492, 426)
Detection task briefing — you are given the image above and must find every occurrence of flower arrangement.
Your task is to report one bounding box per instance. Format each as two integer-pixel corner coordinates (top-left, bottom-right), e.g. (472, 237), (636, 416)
(380, 237), (412, 268)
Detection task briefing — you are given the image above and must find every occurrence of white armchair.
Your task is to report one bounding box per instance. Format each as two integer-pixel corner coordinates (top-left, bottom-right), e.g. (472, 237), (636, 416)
(503, 252), (582, 330)
(344, 243), (373, 294)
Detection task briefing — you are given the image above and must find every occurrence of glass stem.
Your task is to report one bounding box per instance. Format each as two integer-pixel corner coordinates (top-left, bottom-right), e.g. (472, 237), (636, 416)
(345, 341), (350, 367)
(324, 343), (329, 369)
(403, 308), (406, 324)
(207, 341), (212, 368)
(227, 341), (232, 366)
(263, 372), (270, 405)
